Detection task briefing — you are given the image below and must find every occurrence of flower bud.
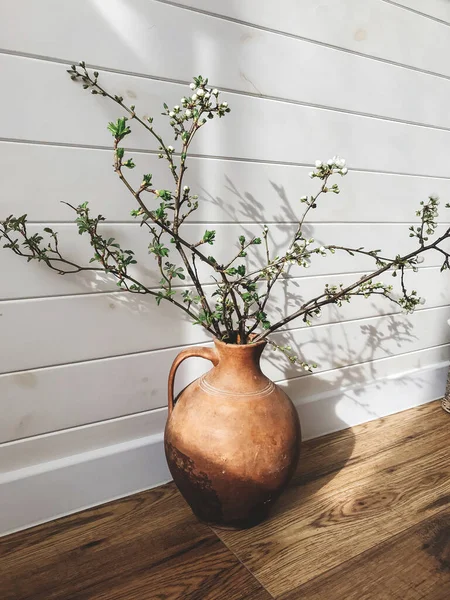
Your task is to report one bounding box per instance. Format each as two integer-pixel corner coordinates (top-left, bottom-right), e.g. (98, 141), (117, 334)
(185, 109), (192, 118)
(190, 83), (195, 90)
(315, 160), (322, 168)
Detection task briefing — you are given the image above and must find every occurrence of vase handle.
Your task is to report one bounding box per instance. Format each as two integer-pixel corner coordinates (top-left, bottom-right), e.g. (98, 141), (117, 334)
(168, 346), (219, 417)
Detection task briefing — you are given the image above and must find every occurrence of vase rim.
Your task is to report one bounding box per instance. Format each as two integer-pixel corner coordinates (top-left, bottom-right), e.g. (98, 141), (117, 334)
(213, 334), (267, 349)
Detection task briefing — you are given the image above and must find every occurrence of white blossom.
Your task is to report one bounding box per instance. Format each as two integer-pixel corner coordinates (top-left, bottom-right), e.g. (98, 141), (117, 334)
(327, 159), (333, 166)
(212, 88), (219, 95)
(191, 94), (198, 101)
(169, 111), (175, 117)
(309, 172), (314, 178)
(183, 185), (190, 192)
(419, 297), (426, 305)
(341, 167), (348, 175)
(197, 89), (205, 97)
(185, 109), (192, 118)
(222, 101), (228, 108)
(174, 105), (180, 111)
(205, 93), (211, 99)
(189, 83), (195, 90)
(315, 160), (322, 168)
(168, 146), (174, 152)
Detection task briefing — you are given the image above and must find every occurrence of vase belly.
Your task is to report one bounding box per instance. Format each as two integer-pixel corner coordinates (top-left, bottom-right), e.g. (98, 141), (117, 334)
(165, 367), (301, 527)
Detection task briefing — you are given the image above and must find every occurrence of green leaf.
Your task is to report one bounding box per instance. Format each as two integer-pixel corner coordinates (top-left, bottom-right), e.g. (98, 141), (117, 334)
(202, 230), (216, 245)
(149, 242), (169, 258)
(107, 117), (131, 141)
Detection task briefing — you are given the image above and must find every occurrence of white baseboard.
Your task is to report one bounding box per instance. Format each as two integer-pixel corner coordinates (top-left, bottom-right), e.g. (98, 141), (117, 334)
(0, 434), (171, 537)
(0, 361), (447, 536)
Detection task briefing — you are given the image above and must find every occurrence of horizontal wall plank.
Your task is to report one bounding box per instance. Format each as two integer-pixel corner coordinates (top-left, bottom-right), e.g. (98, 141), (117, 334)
(1, 1), (450, 128)
(2, 142), (450, 224)
(2, 55), (450, 176)
(386, 0), (450, 23)
(0, 285), (448, 375)
(1, 342), (448, 443)
(4, 265), (447, 348)
(173, 0), (450, 78)
(1, 222), (448, 298)
(0, 408), (167, 472)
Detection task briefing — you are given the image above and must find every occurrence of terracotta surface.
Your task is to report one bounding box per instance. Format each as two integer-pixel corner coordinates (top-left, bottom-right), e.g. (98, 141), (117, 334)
(164, 337), (301, 528)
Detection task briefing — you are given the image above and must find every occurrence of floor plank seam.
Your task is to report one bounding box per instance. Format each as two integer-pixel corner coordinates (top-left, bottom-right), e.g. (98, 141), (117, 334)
(208, 526), (276, 599)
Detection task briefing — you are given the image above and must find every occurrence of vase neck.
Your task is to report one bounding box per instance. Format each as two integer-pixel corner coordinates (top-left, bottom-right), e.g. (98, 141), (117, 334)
(204, 338), (269, 395)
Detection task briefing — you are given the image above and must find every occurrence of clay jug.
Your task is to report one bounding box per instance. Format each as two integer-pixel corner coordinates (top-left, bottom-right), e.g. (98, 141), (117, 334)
(164, 337), (301, 528)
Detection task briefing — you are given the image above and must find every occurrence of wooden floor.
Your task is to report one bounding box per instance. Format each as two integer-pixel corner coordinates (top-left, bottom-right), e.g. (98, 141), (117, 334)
(1, 401), (449, 600)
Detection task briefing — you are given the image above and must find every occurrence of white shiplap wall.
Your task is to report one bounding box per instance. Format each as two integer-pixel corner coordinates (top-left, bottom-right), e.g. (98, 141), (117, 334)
(1, 0), (449, 534)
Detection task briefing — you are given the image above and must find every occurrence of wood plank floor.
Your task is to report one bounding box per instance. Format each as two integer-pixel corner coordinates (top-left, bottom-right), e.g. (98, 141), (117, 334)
(1, 401), (449, 600)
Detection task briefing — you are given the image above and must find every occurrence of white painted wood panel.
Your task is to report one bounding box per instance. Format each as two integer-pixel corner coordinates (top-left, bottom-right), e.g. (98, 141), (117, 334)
(1, 222), (448, 298)
(174, 0), (450, 77)
(2, 142), (450, 224)
(386, 0), (450, 23)
(0, 0), (449, 531)
(2, 55), (450, 176)
(1, 343), (448, 444)
(1, 0), (449, 128)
